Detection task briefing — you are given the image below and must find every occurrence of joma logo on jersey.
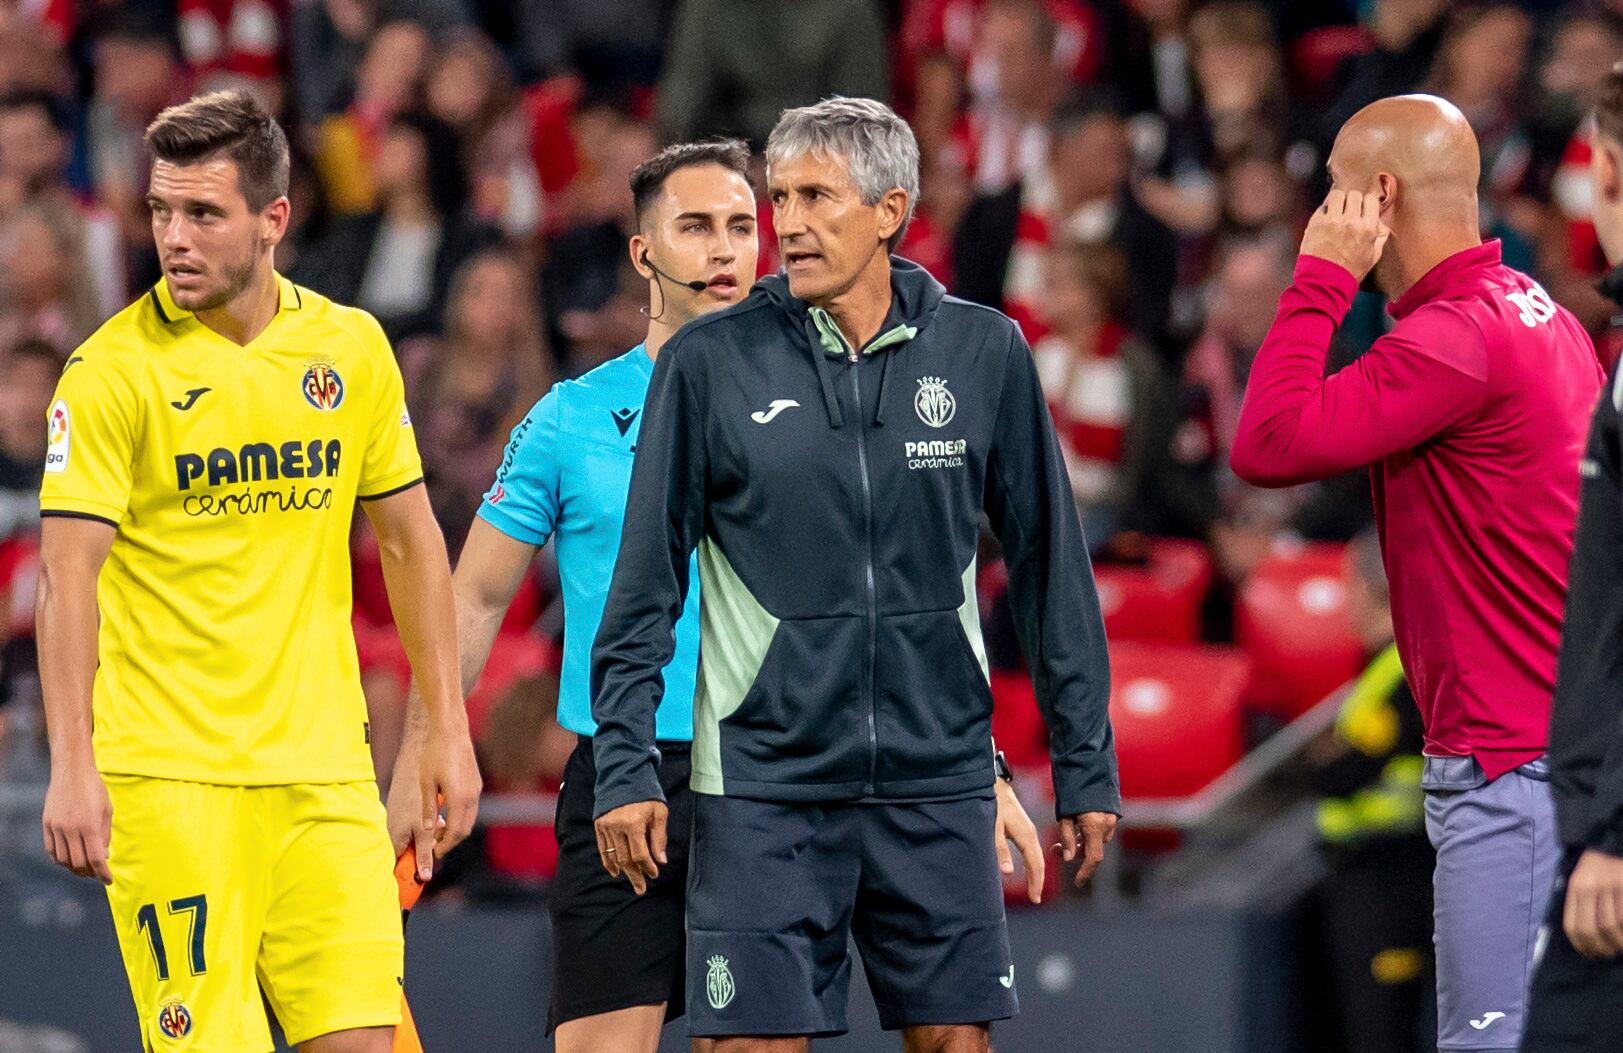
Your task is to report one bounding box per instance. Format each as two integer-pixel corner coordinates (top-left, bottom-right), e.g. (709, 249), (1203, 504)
(175, 439), (341, 491)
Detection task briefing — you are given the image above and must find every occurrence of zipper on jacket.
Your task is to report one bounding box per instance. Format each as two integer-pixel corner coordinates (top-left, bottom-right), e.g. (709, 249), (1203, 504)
(847, 348), (880, 795)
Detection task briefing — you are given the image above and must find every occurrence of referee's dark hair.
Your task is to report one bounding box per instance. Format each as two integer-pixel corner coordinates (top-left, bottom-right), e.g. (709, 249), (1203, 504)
(1596, 61), (1623, 152)
(144, 90), (290, 212)
(629, 139), (752, 229)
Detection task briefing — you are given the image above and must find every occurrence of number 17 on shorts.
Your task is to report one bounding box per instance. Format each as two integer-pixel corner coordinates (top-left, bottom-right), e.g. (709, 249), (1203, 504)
(103, 775), (405, 1050)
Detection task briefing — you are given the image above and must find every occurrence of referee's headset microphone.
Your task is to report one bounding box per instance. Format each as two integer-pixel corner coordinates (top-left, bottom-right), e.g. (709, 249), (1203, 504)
(640, 249), (708, 321)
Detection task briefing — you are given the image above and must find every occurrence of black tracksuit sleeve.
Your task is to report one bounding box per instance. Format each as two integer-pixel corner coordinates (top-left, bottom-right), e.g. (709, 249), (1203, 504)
(1551, 364), (1623, 854)
(984, 326), (1121, 818)
(589, 344), (707, 818)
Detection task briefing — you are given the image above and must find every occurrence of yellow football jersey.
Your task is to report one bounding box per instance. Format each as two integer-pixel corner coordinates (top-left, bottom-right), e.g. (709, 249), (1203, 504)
(40, 275), (422, 785)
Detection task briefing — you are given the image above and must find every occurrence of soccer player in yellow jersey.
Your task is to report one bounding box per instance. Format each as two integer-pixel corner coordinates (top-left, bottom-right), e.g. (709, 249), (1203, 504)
(33, 91), (481, 1053)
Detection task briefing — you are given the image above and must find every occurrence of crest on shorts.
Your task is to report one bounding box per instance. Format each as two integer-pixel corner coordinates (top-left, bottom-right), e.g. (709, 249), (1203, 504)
(706, 954), (736, 1010)
(157, 999), (193, 1038)
(302, 361), (345, 411)
(914, 376), (956, 429)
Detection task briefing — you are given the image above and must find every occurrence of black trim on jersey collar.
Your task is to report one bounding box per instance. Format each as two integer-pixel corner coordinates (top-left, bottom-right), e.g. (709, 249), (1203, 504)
(148, 280), (305, 326)
(358, 478), (425, 502)
(148, 287), (172, 324)
(41, 509), (119, 529)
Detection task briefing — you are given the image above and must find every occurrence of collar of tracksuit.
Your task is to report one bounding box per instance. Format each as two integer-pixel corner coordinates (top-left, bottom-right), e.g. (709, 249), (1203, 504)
(754, 255), (944, 429)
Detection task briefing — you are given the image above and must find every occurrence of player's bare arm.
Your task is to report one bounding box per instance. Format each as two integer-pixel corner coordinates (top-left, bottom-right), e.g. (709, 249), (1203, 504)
(36, 515), (116, 884)
(362, 483), (482, 881)
(387, 517), (536, 867)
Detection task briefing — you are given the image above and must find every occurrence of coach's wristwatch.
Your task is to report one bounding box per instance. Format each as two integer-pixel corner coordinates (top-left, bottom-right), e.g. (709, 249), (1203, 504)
(993, 750), (1014, 784)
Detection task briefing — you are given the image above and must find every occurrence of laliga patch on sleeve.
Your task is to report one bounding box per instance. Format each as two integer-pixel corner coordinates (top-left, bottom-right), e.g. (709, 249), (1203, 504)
(44, 399), (70, 474)
(400, 407), (412, 428)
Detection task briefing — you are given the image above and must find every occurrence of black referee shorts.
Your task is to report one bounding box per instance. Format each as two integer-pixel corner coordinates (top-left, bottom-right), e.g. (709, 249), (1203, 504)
(547, 736), (694, 1034)
(1521, 849), (1623, 1052)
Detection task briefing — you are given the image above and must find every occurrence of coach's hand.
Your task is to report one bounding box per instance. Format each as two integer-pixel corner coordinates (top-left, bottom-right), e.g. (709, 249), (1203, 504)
(417, 716), (482, 881)
(1059, 812), (1118, 888)
(43, 759), (112, 884)
(1565, 849), (1623, 958)
(1299, 188), (1391, 282)
(595, 800), (668, 895)
(995, 779), (1046, 903)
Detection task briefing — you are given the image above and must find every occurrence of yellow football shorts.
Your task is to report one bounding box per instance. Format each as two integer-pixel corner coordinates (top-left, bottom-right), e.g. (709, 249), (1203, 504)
(103, 776), (404, 1051)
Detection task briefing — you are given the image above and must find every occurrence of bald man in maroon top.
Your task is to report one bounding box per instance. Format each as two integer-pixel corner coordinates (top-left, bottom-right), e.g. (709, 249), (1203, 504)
(1231, 96), (1603, 1053)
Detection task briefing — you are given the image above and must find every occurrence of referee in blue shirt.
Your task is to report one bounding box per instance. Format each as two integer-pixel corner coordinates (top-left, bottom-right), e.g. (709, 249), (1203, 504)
(384, 140), (1047, 1053)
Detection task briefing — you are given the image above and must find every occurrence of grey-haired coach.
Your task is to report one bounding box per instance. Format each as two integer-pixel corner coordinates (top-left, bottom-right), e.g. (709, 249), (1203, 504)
(589, 96), (1120, 1053)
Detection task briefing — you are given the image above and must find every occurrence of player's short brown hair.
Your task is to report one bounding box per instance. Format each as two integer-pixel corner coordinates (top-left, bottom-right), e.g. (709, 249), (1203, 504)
(629, 139), (752, 228)
(1596, 62), (1623, 152)
(144, 90), (289, 211)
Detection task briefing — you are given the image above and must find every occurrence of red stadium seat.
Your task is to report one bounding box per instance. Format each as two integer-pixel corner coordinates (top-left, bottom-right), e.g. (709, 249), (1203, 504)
(1093, 538), (1213, 644)
(0, 534), (39, 640)
(1109, 642), (1250, 801)
(1235, 542), (1364, 721)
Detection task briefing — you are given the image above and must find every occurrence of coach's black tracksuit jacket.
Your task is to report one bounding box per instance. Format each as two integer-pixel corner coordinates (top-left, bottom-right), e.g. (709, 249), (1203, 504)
(1549, 264), (1623, 853)
(589, 257), (1119, 819)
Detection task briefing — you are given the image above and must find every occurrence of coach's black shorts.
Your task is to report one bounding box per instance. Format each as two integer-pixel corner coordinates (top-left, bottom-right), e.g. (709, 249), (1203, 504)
(547, 737), (694, 1034)
(685, 794), (1018, 1037)
(1521, 848), (1623, 1052)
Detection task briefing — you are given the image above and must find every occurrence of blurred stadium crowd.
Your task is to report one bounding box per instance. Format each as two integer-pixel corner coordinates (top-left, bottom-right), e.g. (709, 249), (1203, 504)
(0, 0), (1620, 899)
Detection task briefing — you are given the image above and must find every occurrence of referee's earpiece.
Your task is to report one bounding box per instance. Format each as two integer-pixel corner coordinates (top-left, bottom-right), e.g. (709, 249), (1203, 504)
(639, 248), (666, 321)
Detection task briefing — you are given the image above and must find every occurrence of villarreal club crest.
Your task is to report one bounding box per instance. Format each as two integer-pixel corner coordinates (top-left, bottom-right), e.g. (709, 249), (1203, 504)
(302, 360), (345, 412)
(157, 999), (193, 1038)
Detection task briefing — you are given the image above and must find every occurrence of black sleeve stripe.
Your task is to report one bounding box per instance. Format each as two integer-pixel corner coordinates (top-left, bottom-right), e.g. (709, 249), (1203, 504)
(40, 509), (118, 528)
(358, 478), (424, 502)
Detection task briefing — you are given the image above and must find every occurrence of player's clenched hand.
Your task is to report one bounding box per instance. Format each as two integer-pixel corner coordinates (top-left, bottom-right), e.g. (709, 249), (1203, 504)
(42, 760), (113, 884)
(1564, 849), (1623, 958)
(1059, 812), (1118, 888)
(595, 800), (668, 895)
(1299, 188), (1391, 282)
(416, 717), (482, 881)
(995, 778), (1046, 903)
